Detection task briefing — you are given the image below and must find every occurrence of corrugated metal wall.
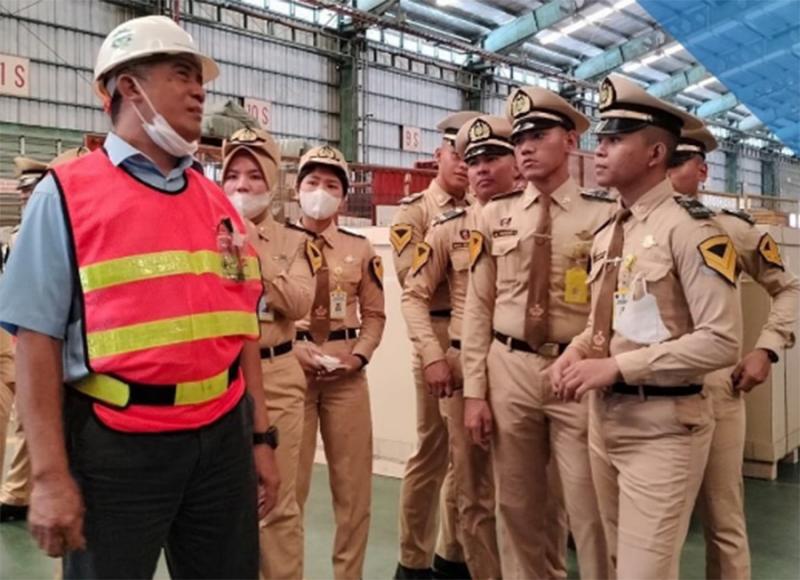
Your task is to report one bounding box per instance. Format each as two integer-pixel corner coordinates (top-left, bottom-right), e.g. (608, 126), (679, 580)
(737, 154), (762, 195)
(363, 65), (464, 167)
(706, 150), (727, 192)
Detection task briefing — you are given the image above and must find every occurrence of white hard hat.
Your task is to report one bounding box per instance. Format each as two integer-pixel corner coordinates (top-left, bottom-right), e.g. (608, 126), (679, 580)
(94, 15), (219, 99)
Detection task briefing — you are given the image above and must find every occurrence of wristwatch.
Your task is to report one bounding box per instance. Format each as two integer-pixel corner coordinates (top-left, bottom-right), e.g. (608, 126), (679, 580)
(253, 425), (279, 449)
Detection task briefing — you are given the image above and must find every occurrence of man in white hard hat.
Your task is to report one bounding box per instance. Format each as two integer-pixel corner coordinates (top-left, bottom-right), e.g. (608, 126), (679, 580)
(0, 16), (279, 578)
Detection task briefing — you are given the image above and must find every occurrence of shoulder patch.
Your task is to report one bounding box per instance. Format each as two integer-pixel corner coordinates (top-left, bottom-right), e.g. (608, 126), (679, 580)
(592, 215), (614, 237)
(370, 255), (384, 290)
(399, 191), (424, 205)
(390, 223), (413, 256)
(433, 207), (467, 226)
(758, 233), (784, 270)
(469, 230), (485, 271)
(304, 240), (323, 275)
(489, 190), (523, 203)
(337, 226), (366, 239)
(285, 221), (314, 236)
(675, 195), (713, 219)
(722, 208), (756, 225)
(581, 189), (616, 203)
(410, 242), (432, 276)
(698, 234), (738, 286)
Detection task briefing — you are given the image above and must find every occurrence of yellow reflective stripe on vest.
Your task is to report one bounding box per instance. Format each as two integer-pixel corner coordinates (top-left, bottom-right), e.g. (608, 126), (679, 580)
(72, 365), (232, 407)
(79, 251), (260, 292)
(87, 311), (258, 359)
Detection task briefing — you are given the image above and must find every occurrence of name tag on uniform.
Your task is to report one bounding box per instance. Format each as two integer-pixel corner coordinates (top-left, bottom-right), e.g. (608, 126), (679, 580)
(612, 288), (628, 330)
(330, 289), (347, 320)
(258, 296), (275, 322)
(564, 267), (589, 304)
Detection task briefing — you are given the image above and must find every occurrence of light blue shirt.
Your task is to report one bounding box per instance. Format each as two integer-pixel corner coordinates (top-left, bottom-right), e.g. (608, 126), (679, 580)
(0, 133), (194, 382)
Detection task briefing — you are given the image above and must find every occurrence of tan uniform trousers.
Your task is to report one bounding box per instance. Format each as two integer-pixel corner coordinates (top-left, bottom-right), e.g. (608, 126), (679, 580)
(487, 341), (608, 580)
(695, 369), (750, 580)
(258, 352), (307, 580)
(0, 328), (14, 475)
(296, 339), (373, 580)
(0, 329), (30, 507)
(399, 317), (462, 568)
(589, 390), (714, 580)
(545, 457), (568, 580)
(440, 348), (500, 579)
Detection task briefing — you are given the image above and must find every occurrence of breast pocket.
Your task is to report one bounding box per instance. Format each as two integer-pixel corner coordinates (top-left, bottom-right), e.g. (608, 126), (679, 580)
(490, 235), (522, 280)
(451, 247), (470, 272)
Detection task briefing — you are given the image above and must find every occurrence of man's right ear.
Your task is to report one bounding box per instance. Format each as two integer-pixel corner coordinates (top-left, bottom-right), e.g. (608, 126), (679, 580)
(115, 74), (143, 101)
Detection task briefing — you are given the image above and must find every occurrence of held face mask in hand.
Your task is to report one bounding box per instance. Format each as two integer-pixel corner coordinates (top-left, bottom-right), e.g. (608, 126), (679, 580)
(315, 354), (346, 373)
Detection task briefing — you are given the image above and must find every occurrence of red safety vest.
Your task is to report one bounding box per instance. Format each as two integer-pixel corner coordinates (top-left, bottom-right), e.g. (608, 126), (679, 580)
(53, 149), (262, 433)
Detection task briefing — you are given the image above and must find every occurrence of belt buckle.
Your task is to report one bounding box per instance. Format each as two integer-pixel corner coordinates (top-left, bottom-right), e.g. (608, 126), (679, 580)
(505, 336), (513, 352)
(538, 343), (559, 358)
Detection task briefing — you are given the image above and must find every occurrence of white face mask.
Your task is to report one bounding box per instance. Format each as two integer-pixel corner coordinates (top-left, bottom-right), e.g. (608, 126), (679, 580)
(299, 188), (341, 220)
(613, 275), (671, 345)
(129, 78), (199, 158)
(228, 191), (271, 220)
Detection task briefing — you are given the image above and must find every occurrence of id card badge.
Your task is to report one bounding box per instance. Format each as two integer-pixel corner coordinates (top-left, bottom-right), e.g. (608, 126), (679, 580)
(330, 289), (347, 320)
(612, 288), (628, 331)
(564, 267), (589, 305)
(258, 296), (275, 322)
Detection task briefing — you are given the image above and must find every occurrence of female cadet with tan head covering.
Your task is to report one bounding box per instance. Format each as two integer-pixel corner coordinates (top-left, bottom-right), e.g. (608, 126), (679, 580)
(221, 127), (316, 580)
(292, 145), (386, 580)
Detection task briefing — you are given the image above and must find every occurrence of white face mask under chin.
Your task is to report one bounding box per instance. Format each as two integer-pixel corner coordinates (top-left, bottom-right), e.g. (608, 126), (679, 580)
(613, 275), (671, 345)
(299, 188), (341, 220)
(130, 78), (199, 158)
(228, 192), (272, 220)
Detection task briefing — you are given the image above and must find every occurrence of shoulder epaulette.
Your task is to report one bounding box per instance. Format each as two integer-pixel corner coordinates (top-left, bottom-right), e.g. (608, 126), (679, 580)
(489, 189), (523, 203)
(721, 208), (755, 225)
(433, 207), (467, 226)
(674, 195), (713, 219)
(284, 221), (314, 236)
(581, 189), (616, 203)
(399, 191), (425, 205)
(592, 216), (614, 236)
(337, 226), (366, 239)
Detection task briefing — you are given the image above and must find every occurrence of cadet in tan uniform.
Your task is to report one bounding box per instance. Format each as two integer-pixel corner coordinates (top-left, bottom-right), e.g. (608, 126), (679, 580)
(0, 154), (70, 523)
(221, 127), (316, 580)
(292, 145), (386, 580)
(392, 111), (479, 579)
(461, 87), (614, 580)
(668, 126), (800, 580)
(551, 74), (742, 580)
(402, 115), (518, 580)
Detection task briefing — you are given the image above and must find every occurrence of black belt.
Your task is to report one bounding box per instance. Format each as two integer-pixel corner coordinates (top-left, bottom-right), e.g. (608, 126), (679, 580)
(260, 340), (293, 360)
(493, 331), (568, 358)
(611, 383), (703, 397)
(450, 339), (461, 350)
(430, 309), (452, 318)
(126, 357), (240, 406)
(296, 328), (359, 342)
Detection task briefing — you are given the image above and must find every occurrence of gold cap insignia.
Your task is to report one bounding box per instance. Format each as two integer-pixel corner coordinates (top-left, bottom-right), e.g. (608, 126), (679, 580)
(511, 91), (533, 118)
(468, 119), (492, 142)
(599, 79), (615, 110)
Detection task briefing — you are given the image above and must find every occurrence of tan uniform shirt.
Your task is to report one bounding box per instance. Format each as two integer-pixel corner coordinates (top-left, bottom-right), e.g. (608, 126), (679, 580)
(462, 177), (617, 399)
(570, 179), (741, 385)
(391, 180), (471, 313)
(297, 223), (386, 361)
(246, 215), (315, 349)
(713, 211), (799, 354)
(401, 206), (478, 366)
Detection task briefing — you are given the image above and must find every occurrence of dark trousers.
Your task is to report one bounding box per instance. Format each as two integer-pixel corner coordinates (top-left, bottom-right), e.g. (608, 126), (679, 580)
(63, 393), (259, 579)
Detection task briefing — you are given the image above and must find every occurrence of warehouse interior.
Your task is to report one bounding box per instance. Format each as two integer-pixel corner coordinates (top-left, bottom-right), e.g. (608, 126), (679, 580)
(1, 0), (799, 578)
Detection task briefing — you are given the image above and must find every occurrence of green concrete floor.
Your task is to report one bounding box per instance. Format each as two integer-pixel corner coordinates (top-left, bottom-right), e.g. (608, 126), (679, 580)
(0, 463), (798, 579)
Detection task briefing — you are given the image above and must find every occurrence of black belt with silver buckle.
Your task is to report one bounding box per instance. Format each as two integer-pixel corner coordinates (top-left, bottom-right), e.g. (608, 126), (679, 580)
(296, 328), (359, 342)
(260, 341), (293, 360)
(125, 357), (240, 406)
(430, 309), (452, 318)
(493, 331), (568, 358)
(450, 339), (461, 350)
(611, 383), (703, 397)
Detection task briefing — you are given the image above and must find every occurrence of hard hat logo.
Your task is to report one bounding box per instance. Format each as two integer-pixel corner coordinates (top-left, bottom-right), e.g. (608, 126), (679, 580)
(110, 28), (133, 49)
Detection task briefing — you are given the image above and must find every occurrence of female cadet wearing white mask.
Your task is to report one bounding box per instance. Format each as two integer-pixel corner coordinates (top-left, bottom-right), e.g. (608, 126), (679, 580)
(292, 145), (386, 580)
(221, 127), (317, 580)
